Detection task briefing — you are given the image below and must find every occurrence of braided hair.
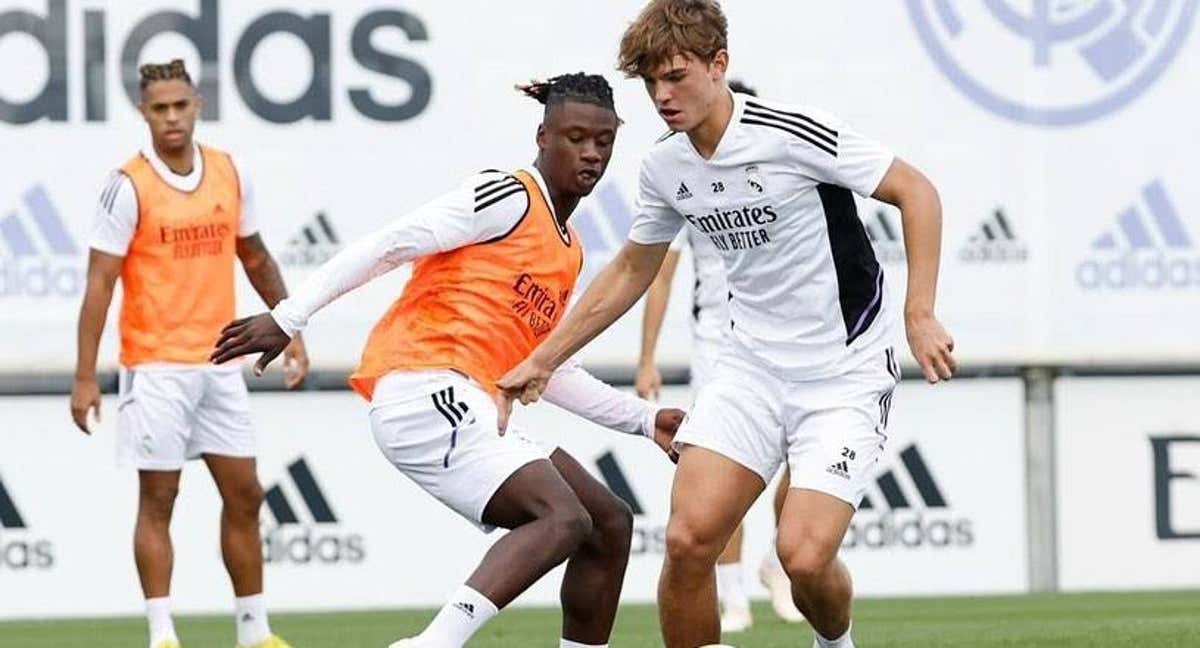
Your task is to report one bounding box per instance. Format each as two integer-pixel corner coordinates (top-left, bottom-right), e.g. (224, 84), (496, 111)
(517, 73), (619, 120)
(139, 59), (193, 90)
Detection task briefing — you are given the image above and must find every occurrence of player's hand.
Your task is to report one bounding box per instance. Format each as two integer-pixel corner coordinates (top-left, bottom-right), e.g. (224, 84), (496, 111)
(495, 356), (555, 434)
(70, 377), (101, 434)
(211, 313), (292, 377)
(282, 332), (309, 389)
(635, 362), (662, 400)
(906, 312), (957, 383)
(652, 407), (685, 463)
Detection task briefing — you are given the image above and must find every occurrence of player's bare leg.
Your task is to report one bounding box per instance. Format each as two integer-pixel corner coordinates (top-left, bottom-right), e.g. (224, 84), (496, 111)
(205, 454), (282, 647)
(409, 458), (593, 647)
(205, 455), (265, 595)
(776, 488), (856, 644)
(551, 449), (634, 644)
(760, 466), (807, 623)
(659, 446), (763, 648)
(135, 469), (181, 598)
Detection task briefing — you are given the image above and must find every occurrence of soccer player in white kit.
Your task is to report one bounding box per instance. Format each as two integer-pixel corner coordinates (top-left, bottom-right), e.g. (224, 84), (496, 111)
(636, 80), (806, 633)
(499, 2), (957, 647)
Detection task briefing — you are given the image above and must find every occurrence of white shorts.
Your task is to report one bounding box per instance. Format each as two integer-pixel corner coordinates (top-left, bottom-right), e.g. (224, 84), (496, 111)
(116, 364), (256, 471)
(369, 370), (553, 533)
(675, 347), (900, 508)
(689, 333), (725, 392)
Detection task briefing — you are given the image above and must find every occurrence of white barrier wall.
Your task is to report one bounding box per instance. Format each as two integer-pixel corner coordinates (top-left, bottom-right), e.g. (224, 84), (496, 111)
(2, 1), (1200, 374)
(0, 377), (1024, 619)
(1055, 376), (1200, 590)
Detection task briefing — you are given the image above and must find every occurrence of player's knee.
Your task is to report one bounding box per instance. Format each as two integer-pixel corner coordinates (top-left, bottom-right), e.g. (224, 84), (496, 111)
(222, 480), (264, 518)
(664, 519), (722, 567)
(590, 495), (634, 551)
(138, 484), (179, 521)
(546, 502), (593, 550)
(778, 535), (836, 583)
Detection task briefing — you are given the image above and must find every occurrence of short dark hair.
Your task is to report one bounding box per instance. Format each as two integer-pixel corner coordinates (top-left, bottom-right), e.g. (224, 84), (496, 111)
(139, 59), (193, 91)
(517, 73), (619, 119)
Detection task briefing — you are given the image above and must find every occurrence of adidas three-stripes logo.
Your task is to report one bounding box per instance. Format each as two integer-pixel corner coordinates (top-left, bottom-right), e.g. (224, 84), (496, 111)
(263, 458), (338, 526)
(0, 474), (27, 529)
(740, 100), (838, 157)
(1091, 179), (1190, 250)
(0, 185), (77, 258)
(432, 387), (472, 468)
(474, 173), (525, 213)
(859, 445), (947, 512)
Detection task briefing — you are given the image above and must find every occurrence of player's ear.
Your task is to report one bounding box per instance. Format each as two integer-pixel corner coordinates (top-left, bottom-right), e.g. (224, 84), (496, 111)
(535, 122), (548, 152)
(710, 50), (729, 81)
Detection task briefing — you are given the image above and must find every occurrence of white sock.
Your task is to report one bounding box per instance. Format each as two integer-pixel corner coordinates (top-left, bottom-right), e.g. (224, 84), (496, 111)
(716, 563), (750, 610)
(145, 597), (178, 648)
(419, 585), (499, 647)
(234, 593), (272, 646)
(561, 640), (607, 648)
(814, 622), (855, 648)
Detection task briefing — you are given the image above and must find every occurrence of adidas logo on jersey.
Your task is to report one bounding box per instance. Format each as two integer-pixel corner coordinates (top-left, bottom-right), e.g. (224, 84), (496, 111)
(676, 182), (693, 201)
(844, 444), (974, 551)
(827, 461), (851, 480)
(261, 457), (365, 565)
(1077, 178), (1200, 290)
(280, 212), (341, 267)
(0, 473), (55, 570)
(864, 209), (906, 265)
(959, 208), (1028, 263)
(0, 184), (83, 299)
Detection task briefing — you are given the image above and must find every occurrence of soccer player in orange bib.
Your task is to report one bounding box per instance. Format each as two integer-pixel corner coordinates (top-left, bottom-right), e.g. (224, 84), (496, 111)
(70, 60), (306, 648)
(211, 73), (684, 648)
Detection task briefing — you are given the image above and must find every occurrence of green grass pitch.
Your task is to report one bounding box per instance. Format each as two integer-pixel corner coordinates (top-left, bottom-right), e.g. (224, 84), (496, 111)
(2, 590), (1197, 647)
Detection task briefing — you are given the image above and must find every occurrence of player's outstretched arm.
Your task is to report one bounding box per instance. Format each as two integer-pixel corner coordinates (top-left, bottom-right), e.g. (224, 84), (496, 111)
(540, 360), (684, 460)
(71, 249), (122, 434)
(236, 233), (308, 388)
(873, 158), (957, 383)
(497, 239), (670, 428)
(637, 248), (681, 400)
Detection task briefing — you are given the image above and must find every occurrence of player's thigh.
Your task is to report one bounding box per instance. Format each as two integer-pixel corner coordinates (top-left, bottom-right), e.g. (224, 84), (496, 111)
(676, 365), (785, 487)
(191, 368), (256, 461)
(667, 445), (765, 559)
(775, 487), (855, 572)
(786, 351), (898, 509)
(481, 454), (587, 531)
(203, 454), (261, 506)
(117, 368), (201, 471)
(369, 376), (552, 533)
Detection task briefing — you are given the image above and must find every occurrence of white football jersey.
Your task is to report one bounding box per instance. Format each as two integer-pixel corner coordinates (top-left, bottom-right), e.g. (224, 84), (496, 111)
(630, 92), (897, 379)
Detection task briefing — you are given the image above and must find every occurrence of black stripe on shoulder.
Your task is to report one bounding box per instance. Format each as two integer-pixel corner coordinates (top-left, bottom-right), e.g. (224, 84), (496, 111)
(743, 106), (836, 148)
(476, 185), (526, 213)
(745, 100), (838, 138)
(475, 172), (516, 194)
(99, 173), (122, 212)
(741, 117), (837, 157)
(476, 178), (522, 206)
(655, 130), (680, 144)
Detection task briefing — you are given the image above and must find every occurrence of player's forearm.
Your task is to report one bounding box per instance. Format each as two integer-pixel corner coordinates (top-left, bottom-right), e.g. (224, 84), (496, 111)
(638, 251), (679, 366)
(244, 255), (289, 309)
(74, 283), (114, 381)
(532, 241), (667, 370)
(543, 360), (655, 437)
(897, 176), (943, 319)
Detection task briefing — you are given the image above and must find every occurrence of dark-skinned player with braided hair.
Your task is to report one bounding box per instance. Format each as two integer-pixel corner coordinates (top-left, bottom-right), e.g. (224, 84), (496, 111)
(211, 73), (685, 648)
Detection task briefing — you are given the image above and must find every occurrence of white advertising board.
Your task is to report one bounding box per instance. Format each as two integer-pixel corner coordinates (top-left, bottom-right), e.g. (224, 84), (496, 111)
(1056, 376), (1200, 590)
(2, 1), (1199, 374)
(0, 376), (1024, 619)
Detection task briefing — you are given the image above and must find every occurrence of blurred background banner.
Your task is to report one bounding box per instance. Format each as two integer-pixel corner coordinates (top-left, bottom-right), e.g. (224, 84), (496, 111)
(2, 0), (1199, 621)
(1, 0), (1198, 374)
